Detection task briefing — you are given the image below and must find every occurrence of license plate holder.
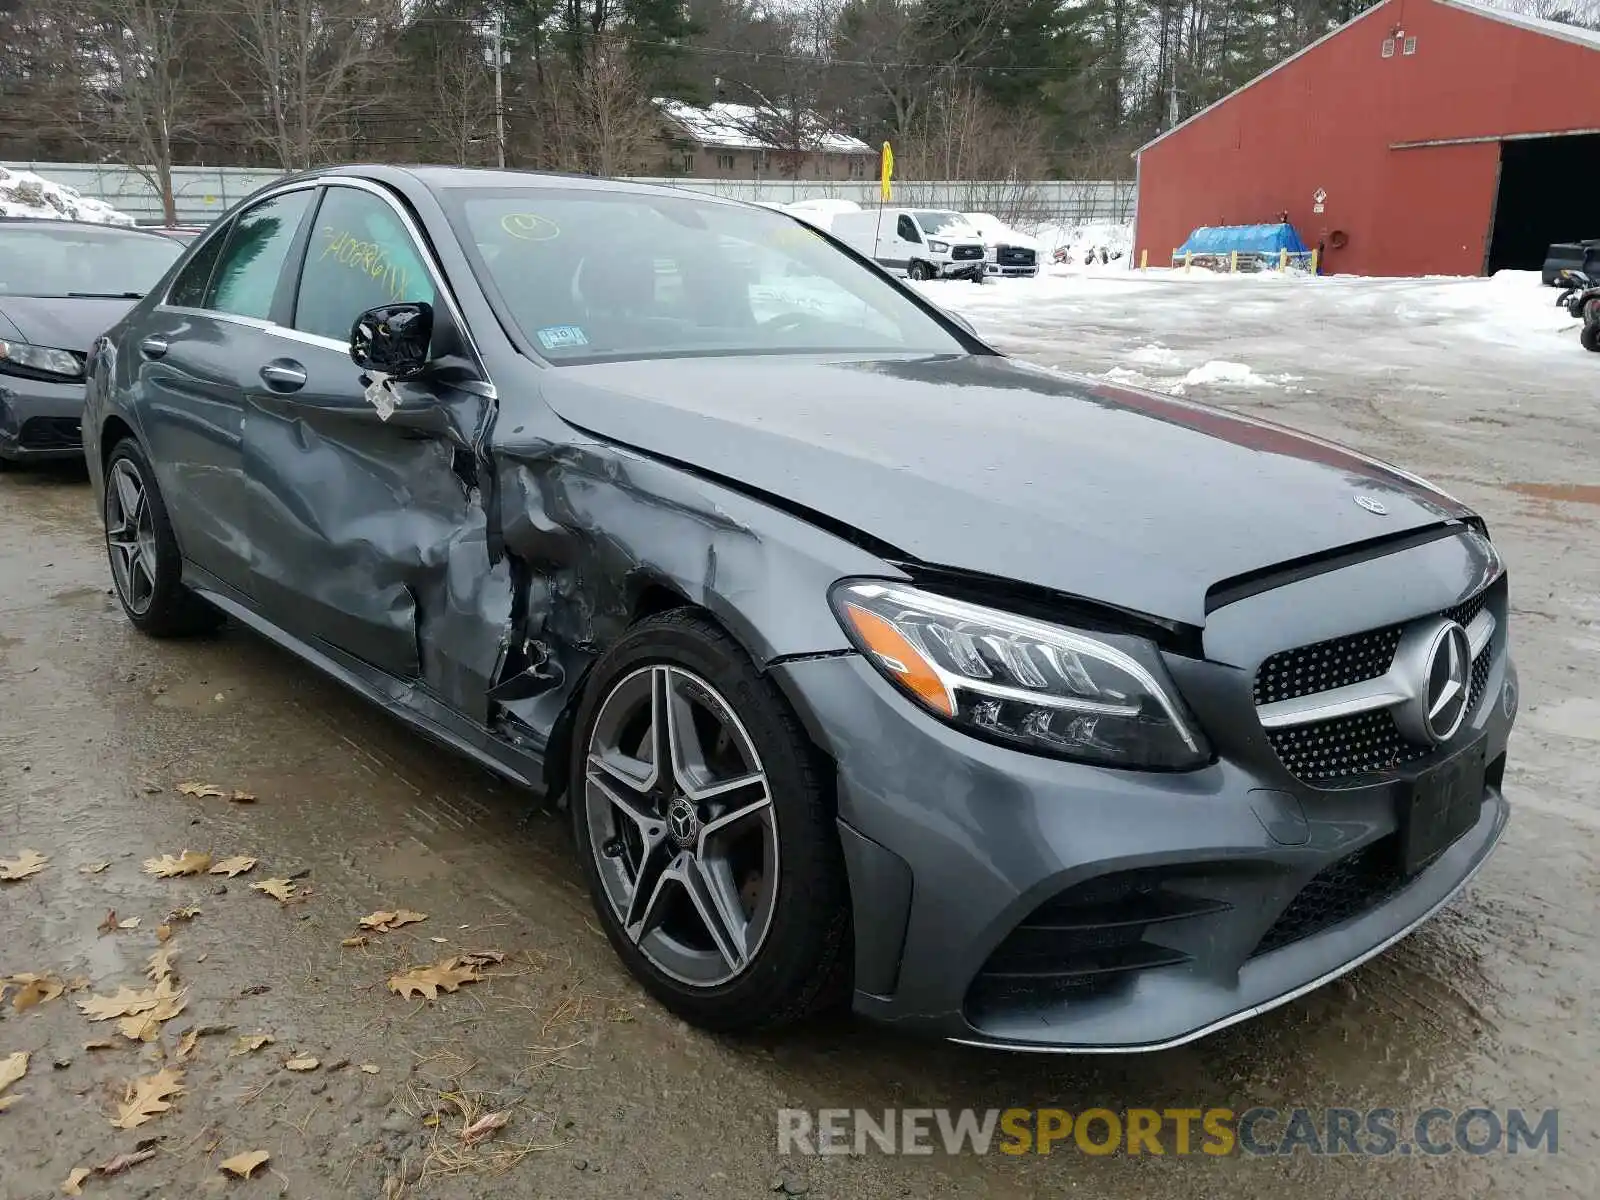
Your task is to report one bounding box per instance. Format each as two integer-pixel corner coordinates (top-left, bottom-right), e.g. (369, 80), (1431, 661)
(1398, 738), (1488, 877)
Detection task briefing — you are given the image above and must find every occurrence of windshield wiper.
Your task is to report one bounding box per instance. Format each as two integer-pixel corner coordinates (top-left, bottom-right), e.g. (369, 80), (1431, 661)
(66, 291), (144, 299)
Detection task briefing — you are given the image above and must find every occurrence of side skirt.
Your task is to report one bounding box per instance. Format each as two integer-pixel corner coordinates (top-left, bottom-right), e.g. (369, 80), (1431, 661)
(185, 564), (546, 795)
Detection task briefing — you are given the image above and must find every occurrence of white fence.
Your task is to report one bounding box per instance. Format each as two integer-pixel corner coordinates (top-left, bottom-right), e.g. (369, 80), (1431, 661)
(3, 161), (1134, 227)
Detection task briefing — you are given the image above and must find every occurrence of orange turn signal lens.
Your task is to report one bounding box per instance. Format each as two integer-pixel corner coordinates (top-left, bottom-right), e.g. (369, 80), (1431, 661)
(840, 602), (953, 717)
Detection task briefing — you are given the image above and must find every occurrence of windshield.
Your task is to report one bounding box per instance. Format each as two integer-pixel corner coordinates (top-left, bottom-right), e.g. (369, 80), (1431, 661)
(913, 211), (972, 236)
(0, 224), (185, 298)
(442, 188), (966, 364)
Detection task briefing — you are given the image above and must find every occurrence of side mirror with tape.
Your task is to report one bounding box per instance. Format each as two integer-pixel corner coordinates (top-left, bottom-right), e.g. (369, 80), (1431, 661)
(350, 302), (433, 380)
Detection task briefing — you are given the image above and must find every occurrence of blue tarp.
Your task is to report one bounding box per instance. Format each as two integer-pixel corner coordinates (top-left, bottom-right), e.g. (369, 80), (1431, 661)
(1175, 223), (1309, 258)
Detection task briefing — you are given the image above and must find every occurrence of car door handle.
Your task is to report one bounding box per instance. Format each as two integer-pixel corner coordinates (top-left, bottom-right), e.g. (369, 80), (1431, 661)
(259, 360), (307, 392)
(139, 335), (169, 359)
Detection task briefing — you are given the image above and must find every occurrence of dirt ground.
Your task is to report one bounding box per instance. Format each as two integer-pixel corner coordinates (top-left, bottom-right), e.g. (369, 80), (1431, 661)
(2, 273), (1597, 1199)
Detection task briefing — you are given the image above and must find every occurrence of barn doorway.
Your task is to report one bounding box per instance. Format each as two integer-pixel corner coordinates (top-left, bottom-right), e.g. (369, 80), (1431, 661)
(1487, 132), (1600, 273)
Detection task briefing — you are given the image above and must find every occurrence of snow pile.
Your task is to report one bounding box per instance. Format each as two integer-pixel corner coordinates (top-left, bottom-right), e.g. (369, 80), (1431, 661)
(1178, 360), (1272, 388)
(1126, 343), (1180, 368)
(1031, 221), (1132, 268)
(0, 167), (135, 225)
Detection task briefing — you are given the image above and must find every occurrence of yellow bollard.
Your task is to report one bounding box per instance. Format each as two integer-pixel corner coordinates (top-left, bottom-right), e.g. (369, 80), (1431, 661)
(1230, 250), (1238, 273)
(1140, 248), (1148, 270)
(1184, 252), (1192, 273)
(1310, 247), (1320, 274)
(1279, 248), (1289, 270)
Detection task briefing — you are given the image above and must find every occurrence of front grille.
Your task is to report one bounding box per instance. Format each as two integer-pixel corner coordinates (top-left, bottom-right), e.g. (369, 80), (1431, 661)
(965, 868), (1226, 1018)
(998, 245), (1037, 266)
(952, 244), (983, 261)
(1251, 836), (1405, 957)
(18, 416), (82, 450)
(1255, 583), (1498, 786)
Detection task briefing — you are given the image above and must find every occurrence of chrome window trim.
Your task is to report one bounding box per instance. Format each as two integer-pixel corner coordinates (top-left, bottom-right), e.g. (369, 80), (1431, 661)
(154, 173), (492, 388)
(1256, 608), (1495, 730)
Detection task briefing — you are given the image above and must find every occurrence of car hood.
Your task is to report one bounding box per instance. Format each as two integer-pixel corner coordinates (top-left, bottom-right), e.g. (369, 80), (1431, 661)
(0, 295), (137, 354)
(537, 354), (1471, 625)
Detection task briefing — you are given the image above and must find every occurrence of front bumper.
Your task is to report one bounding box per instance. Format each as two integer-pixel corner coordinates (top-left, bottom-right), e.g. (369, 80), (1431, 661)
(938, 260), (987, 281)
(0, 375), (86, 461)
(771, 534), (1515, 1052)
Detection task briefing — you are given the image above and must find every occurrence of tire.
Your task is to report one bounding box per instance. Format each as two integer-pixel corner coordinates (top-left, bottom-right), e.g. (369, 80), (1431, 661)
(1582, 323), (1600, 353)
(571, 609), (851, 1033)
(907, 260), (931, 281)
(103, 437), (222, 637)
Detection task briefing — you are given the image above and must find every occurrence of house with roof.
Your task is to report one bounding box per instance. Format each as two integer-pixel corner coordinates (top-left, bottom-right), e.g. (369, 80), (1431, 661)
(652, 98), (875, 181)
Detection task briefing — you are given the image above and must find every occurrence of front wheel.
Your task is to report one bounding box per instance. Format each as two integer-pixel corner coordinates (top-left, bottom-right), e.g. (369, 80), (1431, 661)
(907, 260), (931, 281)
(1582, 323), (1600, 352)
(571, 610), (851, 1032)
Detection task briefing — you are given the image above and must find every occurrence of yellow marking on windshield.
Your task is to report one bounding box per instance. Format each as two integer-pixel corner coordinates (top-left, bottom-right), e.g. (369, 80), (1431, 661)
(317, 226), (419, 301)
(500, 213), (560, 242)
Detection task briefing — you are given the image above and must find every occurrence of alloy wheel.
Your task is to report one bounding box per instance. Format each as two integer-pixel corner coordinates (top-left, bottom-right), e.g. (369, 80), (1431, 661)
(106, 458), (158, 616)
(584, 665), (779, 988)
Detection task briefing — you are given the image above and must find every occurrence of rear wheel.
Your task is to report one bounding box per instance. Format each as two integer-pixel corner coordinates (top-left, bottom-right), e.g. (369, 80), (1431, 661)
(103, 438), (221, 636)
(571, 610), (851, 1032)
(1582, 323), (1600, 353)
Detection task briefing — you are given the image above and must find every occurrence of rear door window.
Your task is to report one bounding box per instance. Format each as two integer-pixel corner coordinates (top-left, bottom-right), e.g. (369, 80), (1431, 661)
(205, 190), (315, 320)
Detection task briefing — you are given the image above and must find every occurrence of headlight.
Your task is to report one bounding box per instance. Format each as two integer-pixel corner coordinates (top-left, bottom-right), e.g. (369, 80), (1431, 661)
(0, 340), (83, 380)
(831, 581), (1209, 769)
(927, 240), (950, 253)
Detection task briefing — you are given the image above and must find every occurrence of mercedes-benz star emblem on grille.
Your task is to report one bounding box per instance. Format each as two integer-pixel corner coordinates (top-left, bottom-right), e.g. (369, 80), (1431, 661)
(1354, 495), (1388, 515)
(1420, 621), (1472, 743)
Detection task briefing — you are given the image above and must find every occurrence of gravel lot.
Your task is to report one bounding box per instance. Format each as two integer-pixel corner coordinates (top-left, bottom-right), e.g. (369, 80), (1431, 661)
(1, 268), (1596, 1198)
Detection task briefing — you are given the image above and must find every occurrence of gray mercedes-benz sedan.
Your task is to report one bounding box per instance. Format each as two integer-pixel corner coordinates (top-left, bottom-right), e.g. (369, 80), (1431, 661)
(0, 218), (186, 462)
(82, 166), (1515, 1052)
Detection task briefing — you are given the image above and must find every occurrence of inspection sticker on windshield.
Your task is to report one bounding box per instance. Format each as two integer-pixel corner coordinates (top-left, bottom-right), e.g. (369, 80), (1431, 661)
(536, 325), (588, 350)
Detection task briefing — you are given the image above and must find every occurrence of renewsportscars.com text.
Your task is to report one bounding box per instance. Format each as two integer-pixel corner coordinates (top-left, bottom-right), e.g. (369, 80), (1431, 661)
(777, 1107), (1559, 1157)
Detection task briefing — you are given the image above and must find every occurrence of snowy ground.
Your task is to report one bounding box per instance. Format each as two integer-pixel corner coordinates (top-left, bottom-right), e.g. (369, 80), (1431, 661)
(0, 166), (134, 224)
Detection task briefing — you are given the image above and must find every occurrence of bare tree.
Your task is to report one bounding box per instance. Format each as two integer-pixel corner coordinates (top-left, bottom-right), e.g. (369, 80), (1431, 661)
(418, 26), (498, 164)
(554, 41), (661, 176)
(74, 0), (200, 224)
(223, 0), (397, 169)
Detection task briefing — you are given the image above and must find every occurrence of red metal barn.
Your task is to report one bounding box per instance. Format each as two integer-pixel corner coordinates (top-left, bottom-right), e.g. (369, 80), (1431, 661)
(1132, 0), (1600, 277)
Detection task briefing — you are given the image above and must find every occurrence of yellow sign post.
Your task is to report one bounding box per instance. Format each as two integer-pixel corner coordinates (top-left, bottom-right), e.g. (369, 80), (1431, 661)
(880, 142), (894, 202)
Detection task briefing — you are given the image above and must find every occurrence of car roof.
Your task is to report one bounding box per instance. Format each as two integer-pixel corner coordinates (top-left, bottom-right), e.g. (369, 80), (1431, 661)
(0, 216), (180, 239)
(289, 163), (751, 208)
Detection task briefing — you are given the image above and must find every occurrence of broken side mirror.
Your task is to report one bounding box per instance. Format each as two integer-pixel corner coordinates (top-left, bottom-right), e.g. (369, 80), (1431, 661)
(350, 302), (433, 380)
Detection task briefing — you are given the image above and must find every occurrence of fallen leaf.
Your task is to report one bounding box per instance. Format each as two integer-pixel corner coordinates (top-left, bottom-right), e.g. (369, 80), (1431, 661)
(387, 958), (482, 1001)
(284, 1055), (319, 1072)
(165, 903), (202, 923)
(118, 917), (141, 930)
(7, 973), (66, 1012)
(0, 849), (48, 881)
(229, 1034), (273, 1057)
(461, 1110), (511, 1146)
(176, 1030), (199, 1061)
(79, 862), (111, 875)
(0, 1051), (27, 1106)
(360, 1063), (380, 1074)
(177, 782), (226, 798)
(429, 937), (448, 944)
(146, 947), (176, 983)
(250, 879), (296, 902)
(110, 1067), (184, 1129)
(340, 935), (368, 949)
(79, 977), (184, 1022)
(95, 1148), (157, 1176)
(219, 1150), (269, 1178)
(62, 1166), (91, 1194)
(208, 855), (257, 878)
(139, 781), (164, 795)
(156, 925), (172, 943)
(230, 791), (257, 804)
(422, 1113), (440, 1127)
(455, 950), (506, 967)
(117, 984), (188, 1042)
(98, 909), (119, 935)
(359, 909), (428, 932)
(83, 1040), (116, 1051)
(143, 850), (212, 878)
